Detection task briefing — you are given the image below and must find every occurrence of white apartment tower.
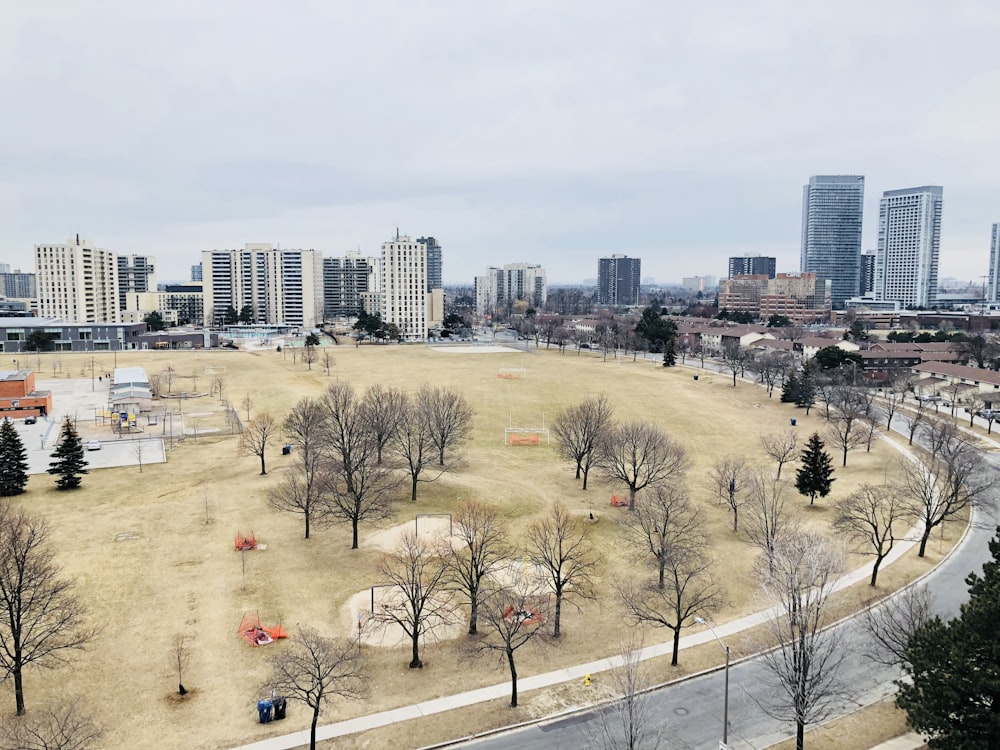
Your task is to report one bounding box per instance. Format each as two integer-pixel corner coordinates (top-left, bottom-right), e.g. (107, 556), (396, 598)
(988, 223), (1000, 303)
(475, 263), (548, 315)
(117, 254), (157, 312)
(35, 235), (119, 322)
(874, 186), (943, 308)
(323, 251), (380, 319)
(381, 233), (442, 341)
(201, 244), (324, 328)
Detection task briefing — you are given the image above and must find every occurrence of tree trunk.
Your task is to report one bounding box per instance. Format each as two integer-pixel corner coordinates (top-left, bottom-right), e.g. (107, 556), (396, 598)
(310, 704), (320, 750)
(439, 447), (445, 466)
(410, 631), (422, 668)
(351, 518), (359, 550)
(14, 663), (24, 715)
(553, 592), (563, 637)
(411, 474), (418, 502)
(671, 626), (680, 666)
(658, 557), (666, 590)
(842, 446), (848, 467)
(918, 524), (931, 558)
(732, 506), (739, 532)
(469, 587), (479, 635)
(628, 486), (637, 510)
(575, 462), (582, 480)
(507, 648), (518, 707)
(871, 554), (885, 586)
(732, 371), (737, 387)
(582, 466), (589, 490)
(305, 510), (311, 540)
(796, 720), (804, 750)
(259, 452), (266, 475)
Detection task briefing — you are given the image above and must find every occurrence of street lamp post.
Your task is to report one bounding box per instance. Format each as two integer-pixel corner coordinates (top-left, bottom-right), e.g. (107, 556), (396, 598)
(695, 616), (730, 749)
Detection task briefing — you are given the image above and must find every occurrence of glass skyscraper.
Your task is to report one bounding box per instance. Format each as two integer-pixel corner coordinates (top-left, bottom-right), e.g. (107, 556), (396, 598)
(800, 175), (865, 309)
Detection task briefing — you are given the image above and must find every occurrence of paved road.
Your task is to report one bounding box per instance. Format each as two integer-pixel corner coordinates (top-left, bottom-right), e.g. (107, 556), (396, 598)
(458, 461), (999, 750)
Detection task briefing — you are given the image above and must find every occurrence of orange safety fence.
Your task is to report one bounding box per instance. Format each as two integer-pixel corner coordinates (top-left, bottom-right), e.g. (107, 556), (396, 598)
(611, 495), (628, 507)
(235, 531), (257, 551)
(509, 434), (539, 446)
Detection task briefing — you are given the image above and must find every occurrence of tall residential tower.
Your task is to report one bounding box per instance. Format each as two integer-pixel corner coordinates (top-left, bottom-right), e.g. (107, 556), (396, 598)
(597, 255), (641, 306)
(35, 235), (119, 323)
(800, 175), (865, 309)
(987, 224), (1000, 303)
(874, 186), (943, 309)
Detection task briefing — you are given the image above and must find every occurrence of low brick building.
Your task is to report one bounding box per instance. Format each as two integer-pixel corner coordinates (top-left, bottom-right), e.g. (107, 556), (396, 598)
(0, 370), (53, 419)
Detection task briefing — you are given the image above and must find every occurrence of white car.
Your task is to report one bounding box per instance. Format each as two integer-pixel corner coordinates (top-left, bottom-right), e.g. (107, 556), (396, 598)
(86, 439), (101, 451)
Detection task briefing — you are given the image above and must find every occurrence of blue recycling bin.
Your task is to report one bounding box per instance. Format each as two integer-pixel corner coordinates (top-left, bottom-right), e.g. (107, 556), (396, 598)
(790, 418), (797, 426)
(258, 699), (273, 724)
(282, 444), (291, 455)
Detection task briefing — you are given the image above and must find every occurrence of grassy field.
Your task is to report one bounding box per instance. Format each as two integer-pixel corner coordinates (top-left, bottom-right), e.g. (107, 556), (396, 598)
(0, 343), (948, 749)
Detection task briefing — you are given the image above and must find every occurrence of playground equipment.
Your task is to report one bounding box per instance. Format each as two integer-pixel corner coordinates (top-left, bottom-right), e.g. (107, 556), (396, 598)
(234, 531), (257, 551)
(503, 605), (545, 626)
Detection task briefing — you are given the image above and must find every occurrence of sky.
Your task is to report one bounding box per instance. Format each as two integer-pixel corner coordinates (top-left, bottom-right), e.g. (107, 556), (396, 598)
(2, 1), (999, 286)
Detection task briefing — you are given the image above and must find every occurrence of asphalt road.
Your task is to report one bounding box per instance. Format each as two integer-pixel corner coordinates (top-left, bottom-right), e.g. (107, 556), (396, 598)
(459, 444), (999, 750)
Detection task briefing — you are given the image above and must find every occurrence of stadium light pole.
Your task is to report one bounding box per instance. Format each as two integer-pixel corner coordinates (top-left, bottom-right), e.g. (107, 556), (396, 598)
(695, 616), (730, 748)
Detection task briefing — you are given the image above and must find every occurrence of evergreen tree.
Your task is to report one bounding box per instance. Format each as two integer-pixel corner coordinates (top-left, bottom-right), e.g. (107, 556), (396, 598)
(0, 417), (29, 496)
(795, 432), (834, 505)
(661, 336), (677, 367)
(780, 373), (800, 403)
(897, 526), (1000, 748)
(795, 369), (816, 414)
(47, 417), (88, 490)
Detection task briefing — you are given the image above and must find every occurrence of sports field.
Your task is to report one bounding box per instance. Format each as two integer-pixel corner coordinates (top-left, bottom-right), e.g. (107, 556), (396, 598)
(0, 343), (953, 749)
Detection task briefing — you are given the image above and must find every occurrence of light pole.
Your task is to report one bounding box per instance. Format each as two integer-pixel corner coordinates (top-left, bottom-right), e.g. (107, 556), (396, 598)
(695, 616), (730, 749)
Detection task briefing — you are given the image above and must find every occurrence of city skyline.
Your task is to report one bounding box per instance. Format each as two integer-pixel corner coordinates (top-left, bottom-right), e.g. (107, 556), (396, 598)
(2, 3), (1000, 285)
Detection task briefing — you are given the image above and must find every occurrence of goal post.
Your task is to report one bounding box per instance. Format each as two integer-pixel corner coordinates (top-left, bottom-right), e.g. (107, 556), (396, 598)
(504, 411), (550, 445)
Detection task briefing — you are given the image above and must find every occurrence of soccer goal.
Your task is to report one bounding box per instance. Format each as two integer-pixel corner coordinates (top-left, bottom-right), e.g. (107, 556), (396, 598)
(504, 412), (549, 445)
(497, 367), (527, 379)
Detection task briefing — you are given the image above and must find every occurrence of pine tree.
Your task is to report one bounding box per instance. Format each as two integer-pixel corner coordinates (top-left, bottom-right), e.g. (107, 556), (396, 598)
(47, 416), (88, 490)
(795, 370), (816, 414)
(0, 417), (29, 496)
(897, 526), (1000, 747)
(780, 373), (800, 403)
(795, 432), (834, 505)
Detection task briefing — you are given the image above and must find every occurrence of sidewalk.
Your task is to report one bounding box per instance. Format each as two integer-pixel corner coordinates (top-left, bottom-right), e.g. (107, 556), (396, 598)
(869, 732), (926, 750)
(234, 449), (933, 750)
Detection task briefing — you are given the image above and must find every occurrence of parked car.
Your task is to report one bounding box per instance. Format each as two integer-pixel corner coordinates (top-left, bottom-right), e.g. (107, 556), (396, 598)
(23, 416), (36, 425)
(977, 409), (1000, 420)
(86, 439), (101, 451)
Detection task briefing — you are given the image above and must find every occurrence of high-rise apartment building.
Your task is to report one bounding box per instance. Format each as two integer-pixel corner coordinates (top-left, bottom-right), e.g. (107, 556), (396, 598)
(474, 263), (548, 315)
(323, 252), (379, 318)
(417, 237), (442, 292)
(381, 233), (442, 341)
(728, 256), (776, 279)
(987, 224), (1000, 303)
(35, 235), (119, 323)
(800, 175), (865, 309)
(191, 263), (203, 282)
(0, 270), (36, 299)
(201, 244), (324, 328)
(597, 255), (641, 306)
(860, 252), (876, 296)
(874, 186), (943, 309)
(117, 254), (157, 312)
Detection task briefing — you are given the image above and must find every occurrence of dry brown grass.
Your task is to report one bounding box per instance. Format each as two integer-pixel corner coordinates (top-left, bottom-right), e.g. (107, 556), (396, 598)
(0, 345), (953, 749)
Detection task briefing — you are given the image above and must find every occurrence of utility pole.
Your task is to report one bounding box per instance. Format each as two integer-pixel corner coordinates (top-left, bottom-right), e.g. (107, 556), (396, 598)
(696, 616), (731, 748)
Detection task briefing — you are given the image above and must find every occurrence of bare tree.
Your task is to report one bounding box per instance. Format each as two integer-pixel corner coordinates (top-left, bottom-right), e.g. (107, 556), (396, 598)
(267, 468), (333, 540)
(443, 500), (511, 635)
(133, 441), (145, 473)
(755, 532), (848, 750)
(0, 701), (103, 750)
(240, 393), (253, 422)
(749, 351), (792, 398)
(879, 377), (909, 433)
(0, 504), (92, 715)
(373, 531), (455, 668)
(551, 394), (615, 490)
(263, 626), (365, 750)
(322, 350), (333, 377)
(240, 414), (277, 475)
(302, 341), (318, 370)
(623, 484), (702, 591)
(711, 455), (750, 531)
(476, 567), (550, 708)
(617, 532), (721, 666)
(902, 399), (928, 445)
(825, 385), (870, 467)
(834, 483), (906, 587)
(902, 422), (991, 557)
(393, 395), (442, 502)
(721, 340), (750, 387)
(417, 385), (473, 466)
(760, 429), (798, 481)
(162, 368), (175, 393)
(173, 633), (190, 695)
(859, 585), (933, 667)
(599, 421), (689, 509)
(361, 384), (407, 464)
(277, 398), (333, 540)
(525, 502), (598, 638)
(744, 470), (796, 576)
(148, 371), (162, 397)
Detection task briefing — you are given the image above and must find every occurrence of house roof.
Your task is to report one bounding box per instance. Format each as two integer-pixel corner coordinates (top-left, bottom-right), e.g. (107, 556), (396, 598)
(912, 362), (1000, 387)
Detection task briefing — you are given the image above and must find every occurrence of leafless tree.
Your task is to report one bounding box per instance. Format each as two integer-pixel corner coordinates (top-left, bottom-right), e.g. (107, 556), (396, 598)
(0, 504), (93, 715)
(760, 429), (799, 481)
(133, 441), (144, 473)
(162, 368), (175, 393)
(262, 626), (365, 750)
(302, 341), (318, 370)
(825, 385), (870, 467)
(581, 633), (666, 750)
(551, 394), (615, 490)
(623, 484), (703, 592)
(744, 470), (796, 576)
(173, 633), (190, 695)
(721, 340), (750, 387)
(834, 483), (906, 587)
(902, 421), (991, 557)
(749, 351), (793, 398)
(859, 585), (933, 667)
(148, 371), (162, 397)
(361, 384), (407, 464)
(213, 376), (225, 403)
(373, 531), (455, 668)
(322, 350), (333, 377)
(525, 502), (598, 638)
(392, 395), (442, 502)
(599, 421), (689, 509)
(417, 385), (473, 466)
(902, 399), (928, 445)
(476, 566), (550, 708)
(0, 701), (103, 750)
(711, 455), (750, 531)
(879, 375), (910, 433)
(267, 467), (333, 540)
(442, 500), (511, 635)
(240, 393), (253, 422)
(617, 523), (721, 666)
(755, 532), (848, 750)
(240, 414), (277, 475)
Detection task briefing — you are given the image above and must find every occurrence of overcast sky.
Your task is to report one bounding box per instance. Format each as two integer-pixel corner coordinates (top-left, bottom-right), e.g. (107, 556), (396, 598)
(2, 1), (999, 286)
